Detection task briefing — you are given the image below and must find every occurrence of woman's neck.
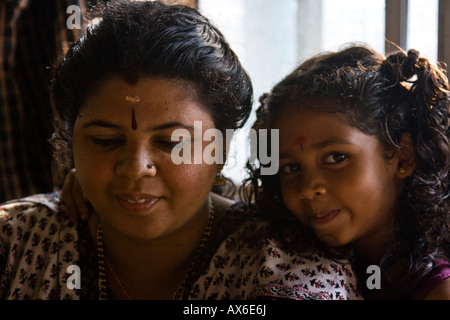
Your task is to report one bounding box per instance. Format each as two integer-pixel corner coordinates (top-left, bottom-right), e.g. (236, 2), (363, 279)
(88, 197), (212, 299)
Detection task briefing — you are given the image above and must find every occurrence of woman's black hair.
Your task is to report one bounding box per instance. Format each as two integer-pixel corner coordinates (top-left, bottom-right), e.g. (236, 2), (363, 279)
(50, 0), (253, 174)
(242, 44), (450, 299)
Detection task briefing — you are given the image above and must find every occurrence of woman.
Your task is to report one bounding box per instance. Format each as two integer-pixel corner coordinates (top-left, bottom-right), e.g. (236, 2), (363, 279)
(0, 0), (252, 299)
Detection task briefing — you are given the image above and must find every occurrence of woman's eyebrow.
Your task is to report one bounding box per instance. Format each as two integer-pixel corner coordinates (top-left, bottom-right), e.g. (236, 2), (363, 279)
(81, 120), (195, 131)
(151, 122), (195, 132)
(81, 120), (122, 130)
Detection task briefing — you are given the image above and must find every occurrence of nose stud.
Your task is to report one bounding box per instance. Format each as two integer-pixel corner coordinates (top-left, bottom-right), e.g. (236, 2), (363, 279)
(147, 163), (155, 170)
(313, 191), (324, 198)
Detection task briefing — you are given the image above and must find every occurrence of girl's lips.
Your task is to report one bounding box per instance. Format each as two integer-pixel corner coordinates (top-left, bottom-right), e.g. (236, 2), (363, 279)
(116, 195), (160, 216)
(310, 209), (341, 225)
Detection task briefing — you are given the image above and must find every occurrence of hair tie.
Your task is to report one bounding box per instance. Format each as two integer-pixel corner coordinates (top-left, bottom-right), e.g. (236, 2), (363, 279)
(402, 49), (421, 79)
(380, 49), (422, 92)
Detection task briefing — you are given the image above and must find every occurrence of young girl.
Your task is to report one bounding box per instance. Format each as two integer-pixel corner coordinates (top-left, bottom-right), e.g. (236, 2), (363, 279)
(243, 45), (450, 299)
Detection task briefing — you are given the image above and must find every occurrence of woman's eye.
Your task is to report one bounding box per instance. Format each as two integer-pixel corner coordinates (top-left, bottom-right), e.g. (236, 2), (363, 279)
(91, 137), (123, 148)
(281, 164), (300, 175)
(159, 140), (180, 149)
(157, 138), (189, 150)
(324, 152), (348, 164)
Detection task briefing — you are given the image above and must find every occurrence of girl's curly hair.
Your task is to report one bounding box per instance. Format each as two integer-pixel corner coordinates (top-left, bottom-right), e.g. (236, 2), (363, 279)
(241, 44), (450, 299)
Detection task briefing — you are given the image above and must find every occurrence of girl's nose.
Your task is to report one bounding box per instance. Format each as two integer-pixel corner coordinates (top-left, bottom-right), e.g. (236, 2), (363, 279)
(296, 171), (327, 200)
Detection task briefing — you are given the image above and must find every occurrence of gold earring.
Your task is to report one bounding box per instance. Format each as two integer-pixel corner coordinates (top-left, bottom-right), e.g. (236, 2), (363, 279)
(214, 164), (226, 186)
(399, 168), (406, 174)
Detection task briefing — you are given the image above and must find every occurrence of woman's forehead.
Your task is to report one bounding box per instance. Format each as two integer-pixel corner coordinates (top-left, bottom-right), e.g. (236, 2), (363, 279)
(77, 77), (215, 130)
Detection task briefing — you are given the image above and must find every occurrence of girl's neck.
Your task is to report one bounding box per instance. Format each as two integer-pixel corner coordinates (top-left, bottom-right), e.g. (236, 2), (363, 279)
(351, 219), (395, 265)
(352, 239), (387, 265)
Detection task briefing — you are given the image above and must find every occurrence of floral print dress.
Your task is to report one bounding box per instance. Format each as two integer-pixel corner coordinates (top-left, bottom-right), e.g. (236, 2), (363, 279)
(188, 220), (362, 300)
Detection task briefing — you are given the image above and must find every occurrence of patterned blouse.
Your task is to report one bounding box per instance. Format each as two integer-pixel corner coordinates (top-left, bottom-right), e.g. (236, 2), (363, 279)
(0, 193), (83, 299)
(1, 193), (361, 300)
(0, 192), (249, 299)
(0, 193), (109, 299)
(188, 220), (362, 300)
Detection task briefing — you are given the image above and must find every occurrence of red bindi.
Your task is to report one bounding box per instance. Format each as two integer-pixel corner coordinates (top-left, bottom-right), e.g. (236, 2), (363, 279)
(125, 96), (140, 130)
(131, 108), (137, 130)
(294, 136), (306, 150)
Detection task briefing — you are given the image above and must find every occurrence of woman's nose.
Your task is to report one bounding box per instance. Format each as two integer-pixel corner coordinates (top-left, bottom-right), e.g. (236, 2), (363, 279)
(115, 145), (156, 180)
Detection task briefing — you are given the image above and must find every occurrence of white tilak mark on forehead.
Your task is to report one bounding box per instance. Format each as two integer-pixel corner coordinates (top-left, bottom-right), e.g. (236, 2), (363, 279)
(125, 96), (141, 103)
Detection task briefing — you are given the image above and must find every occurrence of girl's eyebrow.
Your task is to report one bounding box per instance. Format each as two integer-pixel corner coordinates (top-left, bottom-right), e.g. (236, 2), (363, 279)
(279, 151), (290, 159)
(310, 137), (354, 149)
(279, 137), (353, 159)
(81, 120), (195, 132)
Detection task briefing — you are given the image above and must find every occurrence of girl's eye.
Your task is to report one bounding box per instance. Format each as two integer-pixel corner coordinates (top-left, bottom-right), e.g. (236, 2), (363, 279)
(324, 152), (348, 164)
(91, 137), (123, 148)
(281, 164), (300, 175)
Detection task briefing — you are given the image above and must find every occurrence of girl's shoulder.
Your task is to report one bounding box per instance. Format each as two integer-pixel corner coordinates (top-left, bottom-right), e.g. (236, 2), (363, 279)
(415, 259), (450, 300)
(424, 277), (450, 300)
(189, 218), (362, 300)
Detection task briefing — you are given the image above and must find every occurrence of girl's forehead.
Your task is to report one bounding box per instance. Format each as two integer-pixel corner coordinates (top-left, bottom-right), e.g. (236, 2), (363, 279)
(273, 97), (358, 129)
(276, 109), (366, 143)
(288, 97), (343, 112)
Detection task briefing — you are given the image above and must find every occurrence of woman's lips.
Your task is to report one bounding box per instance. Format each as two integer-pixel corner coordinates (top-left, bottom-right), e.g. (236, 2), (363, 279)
(310, 209), (341, 225)
(116, 194), (160, 216)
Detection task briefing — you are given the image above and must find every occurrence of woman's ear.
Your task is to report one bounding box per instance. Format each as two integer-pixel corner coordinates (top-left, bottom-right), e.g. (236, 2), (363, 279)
(394, 132), (417, 179)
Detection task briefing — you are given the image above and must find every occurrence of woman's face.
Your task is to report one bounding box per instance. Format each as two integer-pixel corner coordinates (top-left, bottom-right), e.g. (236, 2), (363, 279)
(275, 106), (402, 249)
(72, 77), (218, 242)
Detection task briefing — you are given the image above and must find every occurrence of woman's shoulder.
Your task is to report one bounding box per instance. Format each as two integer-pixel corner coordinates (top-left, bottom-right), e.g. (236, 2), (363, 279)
(1, 192), (66, 217)
(0, 192), (74, 236)
(208, 193), (253, 247)
(0, 192), (80, 299)
(210, 192), (235, 215)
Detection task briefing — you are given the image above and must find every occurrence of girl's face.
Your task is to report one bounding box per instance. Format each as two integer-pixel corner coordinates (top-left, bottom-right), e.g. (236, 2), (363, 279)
(72, 77), (218, 242)
(275, 105), (403, 250)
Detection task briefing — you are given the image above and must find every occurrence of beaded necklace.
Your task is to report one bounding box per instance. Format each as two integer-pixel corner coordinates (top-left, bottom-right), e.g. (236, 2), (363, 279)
(97, 196), (215, 300)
